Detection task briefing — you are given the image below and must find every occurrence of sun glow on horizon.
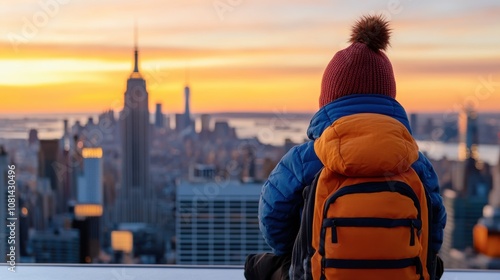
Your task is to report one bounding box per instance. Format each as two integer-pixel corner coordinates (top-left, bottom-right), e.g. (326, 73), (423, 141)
(1, 1), (499, 115)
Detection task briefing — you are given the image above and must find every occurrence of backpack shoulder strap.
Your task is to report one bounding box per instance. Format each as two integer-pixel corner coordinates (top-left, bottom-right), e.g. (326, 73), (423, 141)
(290, 168), (323, 279)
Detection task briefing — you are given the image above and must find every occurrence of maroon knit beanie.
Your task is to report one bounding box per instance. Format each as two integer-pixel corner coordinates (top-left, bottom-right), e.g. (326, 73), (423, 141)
(319, 15), (396, 108)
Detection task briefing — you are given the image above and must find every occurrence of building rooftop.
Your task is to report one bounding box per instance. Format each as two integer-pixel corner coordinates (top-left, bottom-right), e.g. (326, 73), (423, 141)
(1, 265), (500, 280)
(177, 180), (262, 197)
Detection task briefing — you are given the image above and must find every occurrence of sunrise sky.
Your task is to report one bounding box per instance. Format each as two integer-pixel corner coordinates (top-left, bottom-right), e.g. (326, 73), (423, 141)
(1, 0), (499, 115)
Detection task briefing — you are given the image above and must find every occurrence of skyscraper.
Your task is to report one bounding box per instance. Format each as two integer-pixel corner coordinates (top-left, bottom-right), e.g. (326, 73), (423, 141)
(184, 67), (191, 123)
(176, 180), (270, 265)
(179, 85), (194, 131)
(38, 139), (65, 213)
(77, 148), (103, 204)
(409, 113), (418, 137)
(184, 85), (190, 122)
(61, 119), (70, 151)
(117, 30), (155, 224)
(60, 119), (73, 204)
(155, 103), (164, 128)
(454, 105), (484, 196)
(38, 140), (60, 192)
(459, 105), (479, 161)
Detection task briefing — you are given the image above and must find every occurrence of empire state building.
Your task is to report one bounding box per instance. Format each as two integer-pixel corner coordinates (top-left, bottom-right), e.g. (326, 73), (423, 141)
(117, 36), (156, 224)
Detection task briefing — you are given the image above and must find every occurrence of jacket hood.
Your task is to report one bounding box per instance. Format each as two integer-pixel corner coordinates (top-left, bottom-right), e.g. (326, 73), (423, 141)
(314, 113), (419, 177)
(307, 94), (412, 140)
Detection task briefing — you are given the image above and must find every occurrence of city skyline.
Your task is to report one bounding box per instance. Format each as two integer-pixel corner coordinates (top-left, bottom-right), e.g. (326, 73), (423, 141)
(0, 5), (500, 268)
(1, 0), (500, 114)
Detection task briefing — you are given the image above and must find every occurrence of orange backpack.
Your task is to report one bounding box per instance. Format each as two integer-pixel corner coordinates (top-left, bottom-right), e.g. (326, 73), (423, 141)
(291, 168), (435, 280)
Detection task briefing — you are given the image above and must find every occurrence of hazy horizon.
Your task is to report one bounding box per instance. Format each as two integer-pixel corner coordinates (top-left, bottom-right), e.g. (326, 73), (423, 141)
(2, 110), (500, 118)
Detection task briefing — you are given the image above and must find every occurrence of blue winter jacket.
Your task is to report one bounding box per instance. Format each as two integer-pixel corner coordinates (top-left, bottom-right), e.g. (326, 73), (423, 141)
(258, 94), (447, 256)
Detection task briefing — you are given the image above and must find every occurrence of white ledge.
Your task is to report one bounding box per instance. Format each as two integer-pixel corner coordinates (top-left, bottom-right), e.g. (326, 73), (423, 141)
(1, 264), (500, 280)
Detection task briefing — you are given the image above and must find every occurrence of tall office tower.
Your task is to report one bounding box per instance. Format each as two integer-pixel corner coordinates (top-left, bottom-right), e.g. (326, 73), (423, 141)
(38, 139), (65, 213)
(184, 85), (190, 122)
(77, 148), (103, 204)
(459, 105), (479, 161)
(176, 178), (270, 265)
(182, 84), (195, 130)
(60, 119), (72, 202)
(61, 119), (70, 151)
(38, 140), (60, 191)
(155, 103), (164, 128)
(117, 30), (155, 224)
(454, 106), (484, 196)
(173, 83), (193, 132)
(0, 147), (8, 261)
(409, 113), (418, 137)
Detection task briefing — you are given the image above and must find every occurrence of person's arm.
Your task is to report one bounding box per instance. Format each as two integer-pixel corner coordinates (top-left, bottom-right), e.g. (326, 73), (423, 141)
(258, 141), (323, 256)
(413, 152), (447, 253)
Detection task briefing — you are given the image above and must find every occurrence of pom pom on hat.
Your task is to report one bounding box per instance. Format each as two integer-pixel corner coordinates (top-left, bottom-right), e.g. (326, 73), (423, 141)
(319, 15), (396, 108)
(350, 14), (391, 51)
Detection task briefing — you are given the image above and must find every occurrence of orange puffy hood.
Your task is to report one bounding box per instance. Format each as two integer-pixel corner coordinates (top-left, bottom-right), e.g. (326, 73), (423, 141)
(314, 113), (419, 177)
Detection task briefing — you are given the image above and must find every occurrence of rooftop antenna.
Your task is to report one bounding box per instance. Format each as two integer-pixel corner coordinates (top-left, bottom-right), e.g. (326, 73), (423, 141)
(133, 19), (139, 73)
(185, 63), (190, 86)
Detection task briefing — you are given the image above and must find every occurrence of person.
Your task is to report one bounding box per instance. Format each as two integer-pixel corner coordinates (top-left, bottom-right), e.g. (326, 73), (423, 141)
(245, 15), (447, 280)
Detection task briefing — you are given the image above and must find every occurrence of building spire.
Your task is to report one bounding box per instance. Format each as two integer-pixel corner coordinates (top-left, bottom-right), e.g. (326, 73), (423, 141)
(184, 63), (191, 118)
(133, 20), (139, 73)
